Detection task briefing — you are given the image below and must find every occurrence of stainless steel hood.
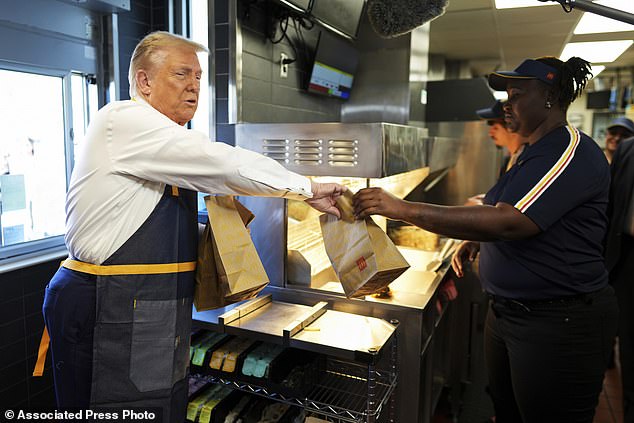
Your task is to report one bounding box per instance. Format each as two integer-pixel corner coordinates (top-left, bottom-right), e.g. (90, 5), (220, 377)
(236, 122), (459, 178)
(236, 122), (426, 178)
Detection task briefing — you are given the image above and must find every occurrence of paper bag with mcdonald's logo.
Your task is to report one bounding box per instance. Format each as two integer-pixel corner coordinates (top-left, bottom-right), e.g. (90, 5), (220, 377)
(194, 195), (269, 311)
(319, 190), (410, 298)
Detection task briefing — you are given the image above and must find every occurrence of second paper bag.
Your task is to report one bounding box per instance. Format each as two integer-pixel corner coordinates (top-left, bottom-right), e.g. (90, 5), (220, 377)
(319, 190), (410, 298)
(194, 195), (269, 311)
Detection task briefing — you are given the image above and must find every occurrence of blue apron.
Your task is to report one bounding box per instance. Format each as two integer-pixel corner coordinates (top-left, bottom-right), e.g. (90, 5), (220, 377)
(47, 184), (198, 422)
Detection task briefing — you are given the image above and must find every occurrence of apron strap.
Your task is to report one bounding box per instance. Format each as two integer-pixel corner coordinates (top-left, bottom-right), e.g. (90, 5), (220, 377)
(33, 260), (67, 377)
(61, 258), (196, 275)
(32, 326), (50, 377)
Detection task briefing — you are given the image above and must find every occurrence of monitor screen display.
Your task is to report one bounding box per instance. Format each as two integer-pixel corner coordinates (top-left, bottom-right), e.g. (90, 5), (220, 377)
(307, 31), (359, 100)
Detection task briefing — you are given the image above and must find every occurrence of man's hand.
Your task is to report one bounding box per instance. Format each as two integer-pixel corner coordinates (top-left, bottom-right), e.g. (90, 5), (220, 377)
(305, 182), (347, 218)
(352, 187), (405, 220)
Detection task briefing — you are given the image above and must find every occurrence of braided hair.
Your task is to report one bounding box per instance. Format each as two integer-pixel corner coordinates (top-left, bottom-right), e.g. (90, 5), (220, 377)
(536, 56), (593, 111)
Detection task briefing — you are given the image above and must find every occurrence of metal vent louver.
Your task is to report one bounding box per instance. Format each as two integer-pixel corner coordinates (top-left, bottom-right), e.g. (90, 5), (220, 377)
(262, 139), (290, 163)
(293, 139), (323, 166)
(327, 139), (358, 167)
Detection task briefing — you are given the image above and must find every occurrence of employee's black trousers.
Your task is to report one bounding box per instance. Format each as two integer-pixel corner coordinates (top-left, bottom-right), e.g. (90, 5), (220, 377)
(485, 285), (618, 423)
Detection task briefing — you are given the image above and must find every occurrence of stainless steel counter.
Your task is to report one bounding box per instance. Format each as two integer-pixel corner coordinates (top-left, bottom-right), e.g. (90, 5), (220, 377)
(284, 245), (451, 311)
(364, 246), (448, 310)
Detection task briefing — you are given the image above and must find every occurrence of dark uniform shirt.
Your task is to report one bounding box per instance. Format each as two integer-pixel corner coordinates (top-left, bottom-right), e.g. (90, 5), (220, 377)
(481, 125), (610, 300)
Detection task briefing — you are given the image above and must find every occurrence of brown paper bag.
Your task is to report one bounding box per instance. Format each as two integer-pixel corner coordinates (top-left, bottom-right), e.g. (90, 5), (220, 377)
(194, 195), (269, 311)
(319, 190), (410, 298)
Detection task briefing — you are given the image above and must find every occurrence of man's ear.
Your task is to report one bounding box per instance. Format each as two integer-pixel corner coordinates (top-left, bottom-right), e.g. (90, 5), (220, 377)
(136, 69), (151, 96)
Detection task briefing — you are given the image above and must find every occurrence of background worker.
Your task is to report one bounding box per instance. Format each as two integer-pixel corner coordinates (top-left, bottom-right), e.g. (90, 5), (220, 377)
(477, 100), (527, 178)
(353, 56), (617, 423)
(603, 116), (634, 164)
(467, 100), (528, 205)
(42, 31), (345, 422)
(605, 125), (634, 422)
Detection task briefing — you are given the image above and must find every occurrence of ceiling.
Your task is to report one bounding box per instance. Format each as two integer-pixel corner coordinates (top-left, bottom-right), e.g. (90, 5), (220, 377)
(428, 0), (634, 85)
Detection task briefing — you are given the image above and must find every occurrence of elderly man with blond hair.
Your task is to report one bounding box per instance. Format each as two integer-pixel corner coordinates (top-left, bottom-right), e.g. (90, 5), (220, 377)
(42, 31), (345, 421)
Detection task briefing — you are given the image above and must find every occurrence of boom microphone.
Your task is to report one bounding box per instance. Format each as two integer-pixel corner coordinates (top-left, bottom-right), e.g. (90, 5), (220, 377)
(367, 0), (449, 39)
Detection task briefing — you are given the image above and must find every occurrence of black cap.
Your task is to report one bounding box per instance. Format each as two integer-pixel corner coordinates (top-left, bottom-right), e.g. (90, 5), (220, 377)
(607, 117), (634, 135)
(476, 100), (504, 120)
(488, 59), (559, 91)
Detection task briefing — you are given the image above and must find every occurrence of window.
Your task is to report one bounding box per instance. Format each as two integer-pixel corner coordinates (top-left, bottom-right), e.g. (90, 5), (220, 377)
(71, 73), (98, 157)
(191, 0), (211, 138)
(0, 65), (95, 261)
(191, 0), (213, 215)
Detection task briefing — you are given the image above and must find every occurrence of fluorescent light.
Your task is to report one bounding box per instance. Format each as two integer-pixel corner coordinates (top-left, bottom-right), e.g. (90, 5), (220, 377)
(495, 0), (553, 9)
(560, 40), (633, 63)
(574, 0), (634, 34)
(590, 65), (606, 78)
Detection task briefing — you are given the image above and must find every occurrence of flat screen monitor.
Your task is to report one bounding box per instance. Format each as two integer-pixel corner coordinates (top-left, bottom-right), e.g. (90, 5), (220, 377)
(586, 90), (611, 109)
(425, 78), (496, 122)
(310, 0), (365, 39)
(307, 31), (359, 100)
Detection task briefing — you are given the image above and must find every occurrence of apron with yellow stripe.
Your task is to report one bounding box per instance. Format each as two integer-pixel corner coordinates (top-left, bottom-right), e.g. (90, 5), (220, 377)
(60, 185), (196, 421)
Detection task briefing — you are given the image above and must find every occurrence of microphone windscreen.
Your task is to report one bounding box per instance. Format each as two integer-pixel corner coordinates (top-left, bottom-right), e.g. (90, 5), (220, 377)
(367, 0), (449, 39)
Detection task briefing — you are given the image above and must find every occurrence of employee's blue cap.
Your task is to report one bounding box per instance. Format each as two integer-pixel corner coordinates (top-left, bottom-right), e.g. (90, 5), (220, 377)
(476, 100), (504, 120)
(607, 117), (634, 134)
(488, 59), (559, 91)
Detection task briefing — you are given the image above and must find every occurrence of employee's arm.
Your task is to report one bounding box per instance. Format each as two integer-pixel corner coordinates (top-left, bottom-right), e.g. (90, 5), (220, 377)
(352, 187), (540, 242)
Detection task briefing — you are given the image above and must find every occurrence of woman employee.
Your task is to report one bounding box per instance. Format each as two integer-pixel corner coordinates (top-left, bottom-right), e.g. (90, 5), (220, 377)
(353, 56), (617, 423)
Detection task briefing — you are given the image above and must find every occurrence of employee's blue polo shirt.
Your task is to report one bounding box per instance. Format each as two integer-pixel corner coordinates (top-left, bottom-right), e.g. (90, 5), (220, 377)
(480, 125), (610, 300)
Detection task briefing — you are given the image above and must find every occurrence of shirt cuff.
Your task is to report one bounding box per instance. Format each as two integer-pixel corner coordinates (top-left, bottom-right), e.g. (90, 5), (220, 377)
(285, 173), (313, 200)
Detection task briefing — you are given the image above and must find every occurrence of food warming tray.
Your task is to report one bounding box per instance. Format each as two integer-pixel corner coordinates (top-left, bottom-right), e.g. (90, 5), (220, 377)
(192, 294), (397, 363)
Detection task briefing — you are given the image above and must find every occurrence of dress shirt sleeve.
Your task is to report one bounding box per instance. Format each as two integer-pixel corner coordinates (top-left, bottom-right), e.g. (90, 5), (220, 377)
(107, 102), (312, 200)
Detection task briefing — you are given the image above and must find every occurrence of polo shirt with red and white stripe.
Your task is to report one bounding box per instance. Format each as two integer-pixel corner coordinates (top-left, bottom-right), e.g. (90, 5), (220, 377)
(480, 125), (610, 300)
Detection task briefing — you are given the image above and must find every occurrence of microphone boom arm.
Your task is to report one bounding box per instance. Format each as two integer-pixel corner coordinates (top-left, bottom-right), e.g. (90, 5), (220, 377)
(539, 0), (634, 25)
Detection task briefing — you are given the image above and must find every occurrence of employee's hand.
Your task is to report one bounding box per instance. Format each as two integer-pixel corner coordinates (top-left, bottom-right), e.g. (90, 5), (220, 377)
(451, 240), (480, 278)
(305, 182), (347, 218)
(352, 187), (405, 220)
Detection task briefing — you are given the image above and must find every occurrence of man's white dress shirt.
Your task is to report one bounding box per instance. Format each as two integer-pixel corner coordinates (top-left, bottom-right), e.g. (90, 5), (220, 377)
(65, 98), (311, 264)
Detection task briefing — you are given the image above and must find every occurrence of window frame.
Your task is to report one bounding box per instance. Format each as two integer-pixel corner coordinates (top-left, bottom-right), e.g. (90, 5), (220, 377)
(0, 60), (83, 263)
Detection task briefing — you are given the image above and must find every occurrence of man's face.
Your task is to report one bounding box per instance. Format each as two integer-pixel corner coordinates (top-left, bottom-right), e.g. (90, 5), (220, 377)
(143, 46), (202, 126)
(488, 121), (507, 148)
(605, 127), (633, 154)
